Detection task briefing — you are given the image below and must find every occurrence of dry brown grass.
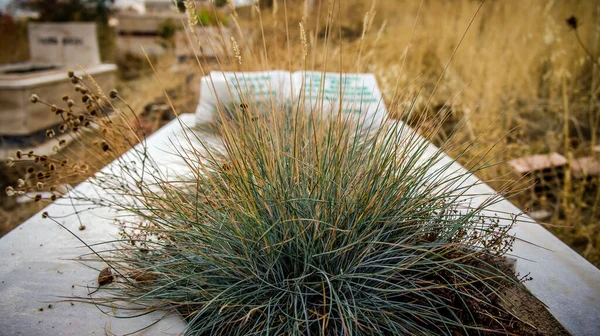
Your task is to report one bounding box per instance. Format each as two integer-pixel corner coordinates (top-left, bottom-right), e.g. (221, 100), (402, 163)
(227, 0), (600, 266)
(1, 0), (599, 267)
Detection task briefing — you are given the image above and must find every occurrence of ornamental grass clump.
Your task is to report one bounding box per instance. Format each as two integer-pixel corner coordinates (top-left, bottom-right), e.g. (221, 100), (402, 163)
(53, 96), (523, 334)
(5, 1), (536, 334)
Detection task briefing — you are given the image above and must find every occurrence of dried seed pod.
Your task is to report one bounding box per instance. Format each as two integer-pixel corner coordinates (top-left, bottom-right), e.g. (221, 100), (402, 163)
(30, 94), (39, 103)
(15, 150), (22, 159)
(98, 267), (113, 286)
(109, 89), (118, 99)
(5, 186), (15, 197)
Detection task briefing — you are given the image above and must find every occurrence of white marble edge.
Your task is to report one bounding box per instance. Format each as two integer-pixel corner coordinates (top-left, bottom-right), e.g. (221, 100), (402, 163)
(0, 64), (117, 89)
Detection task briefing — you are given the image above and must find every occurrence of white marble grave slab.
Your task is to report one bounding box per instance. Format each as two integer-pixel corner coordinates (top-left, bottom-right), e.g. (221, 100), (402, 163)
(1, 107), (599, 335)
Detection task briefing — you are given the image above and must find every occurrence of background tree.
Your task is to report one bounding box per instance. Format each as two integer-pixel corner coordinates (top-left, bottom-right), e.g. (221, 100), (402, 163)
(16, 0), (114, 24)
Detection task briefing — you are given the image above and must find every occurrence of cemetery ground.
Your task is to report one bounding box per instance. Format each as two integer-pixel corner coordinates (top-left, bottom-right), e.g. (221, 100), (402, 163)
(0, 1), (598, 333)
(1, 0), (598, 268)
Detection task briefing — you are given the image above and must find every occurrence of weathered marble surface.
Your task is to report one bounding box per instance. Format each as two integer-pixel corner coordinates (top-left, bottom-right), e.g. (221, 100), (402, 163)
(1, 113), (599, 335)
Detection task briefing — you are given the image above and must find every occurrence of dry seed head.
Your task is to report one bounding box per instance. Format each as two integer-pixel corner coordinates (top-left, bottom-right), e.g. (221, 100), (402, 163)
(42, 211), (49, 218)
(15, 150), (22, 159)
(36, 182), (44, 190)
(299, 22), (307, 60)
(5, 157), (14, 167)
(34, 194), (42, 202)
(67, 70), (74, 78)
(183, 0), (198, 27)
(30, 94), (39, 103)
(81, 95), (90, 103)
(5, 186), (14, 196)
(67, 99), (74, 107)
(26, 166), (35, 173)
(109, 89), (118, 99)
(50, 194), (57, 201)
(62, 95), (69, 102)
(17, 179), (24, 187)
(46, 130), (55, 138)
(231, 37), (242, 64)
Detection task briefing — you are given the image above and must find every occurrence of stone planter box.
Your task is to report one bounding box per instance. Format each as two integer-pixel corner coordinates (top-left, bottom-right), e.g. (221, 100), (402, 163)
(0, 64), (117, 136)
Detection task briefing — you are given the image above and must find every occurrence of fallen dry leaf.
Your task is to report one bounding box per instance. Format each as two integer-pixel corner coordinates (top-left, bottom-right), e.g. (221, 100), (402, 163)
(98, 267), (113, 287)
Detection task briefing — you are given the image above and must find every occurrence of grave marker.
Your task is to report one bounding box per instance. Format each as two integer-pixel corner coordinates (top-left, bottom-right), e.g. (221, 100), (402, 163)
(28, 23), (101, 67)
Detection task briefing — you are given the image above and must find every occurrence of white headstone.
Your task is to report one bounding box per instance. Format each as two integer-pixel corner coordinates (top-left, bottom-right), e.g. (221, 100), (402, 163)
(195, 71), (386, 127)
(28, 22), (101, 67)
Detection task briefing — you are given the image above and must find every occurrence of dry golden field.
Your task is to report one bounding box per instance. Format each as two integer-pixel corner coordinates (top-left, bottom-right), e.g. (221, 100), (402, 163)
(1, 0), (599, 267)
